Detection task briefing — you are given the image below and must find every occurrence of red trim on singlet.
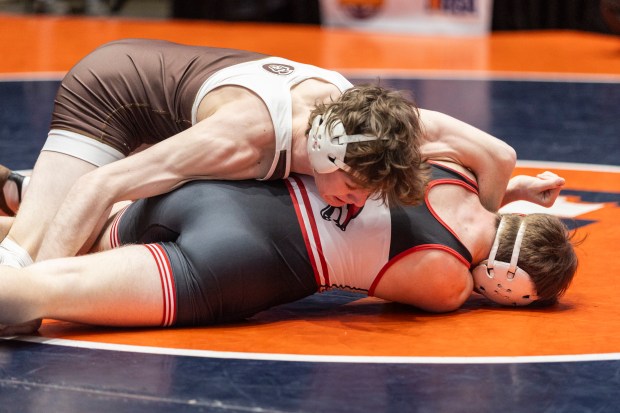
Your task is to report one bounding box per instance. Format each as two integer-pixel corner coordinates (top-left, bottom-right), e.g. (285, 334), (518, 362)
(109, 205), (131, 248)
(368, 165), (478, 297)
(368, 244), (471, 296)
(427, 160), (479, 191)
(424, 178), (479, 243)
(144, 244), (177, 327)
(285, 176), (330, 288)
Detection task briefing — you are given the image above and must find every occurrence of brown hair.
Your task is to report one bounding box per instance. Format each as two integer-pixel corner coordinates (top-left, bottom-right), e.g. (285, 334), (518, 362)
(496, 213), (582, 304)
(308, 84), (430, 205)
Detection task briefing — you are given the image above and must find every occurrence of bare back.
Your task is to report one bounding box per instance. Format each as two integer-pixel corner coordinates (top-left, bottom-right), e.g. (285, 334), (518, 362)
(372, 162), (493, 312)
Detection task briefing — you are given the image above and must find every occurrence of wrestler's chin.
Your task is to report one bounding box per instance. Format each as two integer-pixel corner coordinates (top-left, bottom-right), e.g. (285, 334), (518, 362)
(323, 195), (346, 207)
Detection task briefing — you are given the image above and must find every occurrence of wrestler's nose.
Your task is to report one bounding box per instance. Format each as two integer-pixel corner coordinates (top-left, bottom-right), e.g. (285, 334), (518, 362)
(348, 190), (369, 207)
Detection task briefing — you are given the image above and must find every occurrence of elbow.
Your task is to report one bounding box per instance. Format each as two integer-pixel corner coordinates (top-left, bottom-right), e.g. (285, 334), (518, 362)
(507, 145), (517, 168)
(72, 168), (116, 204)
(424, 277), (473, 313)
(425, 293), (467, 313)
(499, 143), (517, 173)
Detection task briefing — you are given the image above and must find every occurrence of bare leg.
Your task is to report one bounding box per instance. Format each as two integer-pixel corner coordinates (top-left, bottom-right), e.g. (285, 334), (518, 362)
(5, 152), (97, 259)
(0, 245), (165, 330)
(0, 217), (13, 240)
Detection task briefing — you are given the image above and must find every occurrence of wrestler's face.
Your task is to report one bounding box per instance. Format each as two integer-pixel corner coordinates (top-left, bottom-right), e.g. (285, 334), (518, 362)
(313, 170), (370, 207)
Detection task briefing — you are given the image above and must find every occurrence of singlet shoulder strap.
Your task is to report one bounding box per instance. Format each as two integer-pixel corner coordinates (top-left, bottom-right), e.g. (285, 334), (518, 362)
(388, 163), (475, 264)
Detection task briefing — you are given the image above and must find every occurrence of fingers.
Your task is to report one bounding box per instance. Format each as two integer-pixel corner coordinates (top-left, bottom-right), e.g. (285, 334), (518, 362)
(540, 185), (563, 206)
(536, 171), (566, 187)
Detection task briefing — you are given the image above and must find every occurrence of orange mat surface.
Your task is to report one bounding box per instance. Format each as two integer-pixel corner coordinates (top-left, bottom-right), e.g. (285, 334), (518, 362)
(1, 13), (619, 358)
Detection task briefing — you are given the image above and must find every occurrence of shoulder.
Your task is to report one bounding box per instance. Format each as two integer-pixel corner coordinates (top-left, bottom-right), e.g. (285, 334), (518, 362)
(373, 249), (473, 312)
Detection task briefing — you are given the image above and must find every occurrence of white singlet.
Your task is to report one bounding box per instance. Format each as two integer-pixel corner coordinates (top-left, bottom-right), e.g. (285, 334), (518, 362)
(191, 57), (354, 180)
(286, 174), (391, 293)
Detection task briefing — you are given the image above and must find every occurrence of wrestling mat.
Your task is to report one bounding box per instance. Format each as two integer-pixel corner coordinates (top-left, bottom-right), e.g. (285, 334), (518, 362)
(0, 15), (618, 412)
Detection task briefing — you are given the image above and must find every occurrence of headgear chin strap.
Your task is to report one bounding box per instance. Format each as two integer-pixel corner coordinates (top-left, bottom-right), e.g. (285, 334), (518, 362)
(307, 114), (380, 174)
(472, 216), (539, 306)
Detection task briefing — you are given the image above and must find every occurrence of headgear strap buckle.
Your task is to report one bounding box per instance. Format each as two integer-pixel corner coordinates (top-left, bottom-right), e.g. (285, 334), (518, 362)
(472, 216), (539, 306)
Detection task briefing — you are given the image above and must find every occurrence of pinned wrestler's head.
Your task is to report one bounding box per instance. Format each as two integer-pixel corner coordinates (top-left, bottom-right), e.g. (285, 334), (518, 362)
(306, 85), (429, 207)
(473, 213), (580, 307)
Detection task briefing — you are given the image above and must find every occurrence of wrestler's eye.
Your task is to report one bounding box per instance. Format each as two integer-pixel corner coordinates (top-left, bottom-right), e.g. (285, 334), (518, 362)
(344, 176), (364, 191)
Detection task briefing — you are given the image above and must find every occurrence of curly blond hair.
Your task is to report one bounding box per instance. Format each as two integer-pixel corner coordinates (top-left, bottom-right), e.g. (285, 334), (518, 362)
(308, 84), (430, 205)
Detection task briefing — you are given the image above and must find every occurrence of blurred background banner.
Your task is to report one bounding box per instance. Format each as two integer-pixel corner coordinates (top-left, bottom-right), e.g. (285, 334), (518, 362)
(319, 0), (494, 35)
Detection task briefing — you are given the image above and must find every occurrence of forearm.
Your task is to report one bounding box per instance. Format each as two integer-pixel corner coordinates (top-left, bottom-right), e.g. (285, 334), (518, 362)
(501, 178), (522, 207)
(500, 172), (566, 208)
(419, 110), (516, 212)
(453, 135), (516, 212)
(35, 147), (197, 260)
(475, 148), (516, 211)
(36, 174), (115, 261)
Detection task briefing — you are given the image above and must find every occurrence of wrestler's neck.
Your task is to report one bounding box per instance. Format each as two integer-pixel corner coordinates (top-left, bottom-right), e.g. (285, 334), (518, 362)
(289, 133), (314, 175)
(469, 210), (501, 265)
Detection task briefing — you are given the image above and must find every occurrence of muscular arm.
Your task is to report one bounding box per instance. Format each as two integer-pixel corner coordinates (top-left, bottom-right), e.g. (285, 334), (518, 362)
(36, 100), (273, 261)
(419, 110), (517, 212)
(501, 171), (566, 207)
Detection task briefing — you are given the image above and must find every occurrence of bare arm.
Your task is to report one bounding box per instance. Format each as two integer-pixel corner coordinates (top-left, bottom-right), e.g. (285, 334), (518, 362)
(36, 103), (272, 261)
(372, 250), (473, 313)
(419, 110), (517, 212)
(501, 171), (566, 207)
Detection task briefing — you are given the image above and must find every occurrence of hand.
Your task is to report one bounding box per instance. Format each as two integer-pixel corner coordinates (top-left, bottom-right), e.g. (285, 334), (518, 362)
(504, 171), (566, 207)
(0, 319), (41, 337)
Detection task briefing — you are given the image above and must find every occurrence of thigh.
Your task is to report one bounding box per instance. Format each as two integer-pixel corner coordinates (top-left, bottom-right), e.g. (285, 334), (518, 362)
(4, 245), (165, 327)
(8, 152), (97, 254)
(0, 217), (12, 240)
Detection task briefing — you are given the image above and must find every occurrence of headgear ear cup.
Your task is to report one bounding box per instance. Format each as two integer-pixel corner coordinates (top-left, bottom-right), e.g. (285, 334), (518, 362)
(472, 216), (539, 306)
(307, 114), (381, 174)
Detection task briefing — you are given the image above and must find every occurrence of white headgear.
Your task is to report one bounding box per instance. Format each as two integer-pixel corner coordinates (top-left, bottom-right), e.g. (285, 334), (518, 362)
(472, 216), (539, 306)
(307, 114), (380, 174)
